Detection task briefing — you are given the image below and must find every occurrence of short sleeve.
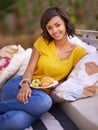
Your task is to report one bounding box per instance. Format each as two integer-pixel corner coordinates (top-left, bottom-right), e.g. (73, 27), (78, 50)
(73, 46), (86, 66)
(34, 36), (48, 54)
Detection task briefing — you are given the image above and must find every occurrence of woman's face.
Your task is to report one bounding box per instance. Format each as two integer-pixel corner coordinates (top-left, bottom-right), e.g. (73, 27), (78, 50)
(46, 16), (66, 41)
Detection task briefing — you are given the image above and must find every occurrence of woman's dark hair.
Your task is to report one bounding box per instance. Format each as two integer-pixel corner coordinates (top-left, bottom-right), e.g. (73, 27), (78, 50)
(40, 6), (75, 42)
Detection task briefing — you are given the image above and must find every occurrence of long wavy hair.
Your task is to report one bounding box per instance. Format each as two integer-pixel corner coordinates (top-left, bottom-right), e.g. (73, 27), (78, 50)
(40, 6), (75, 42)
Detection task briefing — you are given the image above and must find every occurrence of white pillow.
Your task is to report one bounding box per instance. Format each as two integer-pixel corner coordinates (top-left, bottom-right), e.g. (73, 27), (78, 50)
(0, 45), (19, 75)
(0, 45), (25, 90)
(68, 36), (97, 54)
(51, 53), (98, 102)
(15, 48), (32, 76)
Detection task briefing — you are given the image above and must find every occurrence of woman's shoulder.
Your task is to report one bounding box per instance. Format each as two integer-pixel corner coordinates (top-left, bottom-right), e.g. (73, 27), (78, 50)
(75, 45), (86, 52)
(72, 45), (87, 66)
(34, 36), (49, 52)
(69, 43), (86, 53)
(73, 45), (87, 58)
(35, 36), (48, 44)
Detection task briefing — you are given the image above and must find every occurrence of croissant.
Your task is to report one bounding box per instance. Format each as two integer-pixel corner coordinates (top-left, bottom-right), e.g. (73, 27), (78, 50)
(41, 76), (54, 87)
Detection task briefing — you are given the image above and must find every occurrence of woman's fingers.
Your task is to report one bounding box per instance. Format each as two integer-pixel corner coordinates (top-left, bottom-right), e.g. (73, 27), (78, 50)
(17, 85), (32, 104)
(24, 89), (32, 104)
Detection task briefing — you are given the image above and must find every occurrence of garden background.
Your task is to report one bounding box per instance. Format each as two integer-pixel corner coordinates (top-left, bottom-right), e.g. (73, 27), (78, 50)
(0, 0), (98, 48)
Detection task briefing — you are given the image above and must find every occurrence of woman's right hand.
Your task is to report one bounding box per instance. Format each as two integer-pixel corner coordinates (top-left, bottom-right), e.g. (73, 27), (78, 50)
(17, 84), (32, 104)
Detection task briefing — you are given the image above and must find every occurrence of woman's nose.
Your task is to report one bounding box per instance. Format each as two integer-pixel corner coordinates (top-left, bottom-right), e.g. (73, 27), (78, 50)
(53, 27), (58, 33)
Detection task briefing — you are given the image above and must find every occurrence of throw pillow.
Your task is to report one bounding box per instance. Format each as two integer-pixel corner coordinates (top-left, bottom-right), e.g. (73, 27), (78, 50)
(68, 36), (97, 54)
(0, 45), (19, 74)
(51, 53), (98, 102)
(15, 48), (32, 76)
(0, 45), (25, 90)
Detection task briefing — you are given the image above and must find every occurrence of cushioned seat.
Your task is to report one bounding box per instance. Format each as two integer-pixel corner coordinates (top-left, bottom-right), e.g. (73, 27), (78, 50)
(60, 94), (98, 130)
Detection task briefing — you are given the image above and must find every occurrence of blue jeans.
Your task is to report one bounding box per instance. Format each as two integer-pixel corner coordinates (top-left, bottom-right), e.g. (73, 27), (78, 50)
(0, 76), (52, 130)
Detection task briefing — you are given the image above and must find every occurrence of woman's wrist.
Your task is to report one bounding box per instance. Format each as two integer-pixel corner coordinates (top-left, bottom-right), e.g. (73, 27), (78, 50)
(19, 79), (31, 87)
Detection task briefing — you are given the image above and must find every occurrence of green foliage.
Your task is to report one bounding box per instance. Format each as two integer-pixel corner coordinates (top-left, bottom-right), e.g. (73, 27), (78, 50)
(67, 0), (83, 24)
(70, 0), (83, 8)
(0, 0), (25, 18)
(0, 0), (15, 11)
(33, 0), (41, 16)
(16, 0), (25, 17)
(0, 0), (97, 35)
(70, 15), (77, 23)
(75, 0), (83, 7)
(49, 0), (58, 6)
(0, 0), (15, 19)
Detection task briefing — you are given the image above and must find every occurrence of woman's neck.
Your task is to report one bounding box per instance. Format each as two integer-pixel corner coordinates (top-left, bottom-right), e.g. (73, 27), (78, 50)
(54, 37), (70, 49)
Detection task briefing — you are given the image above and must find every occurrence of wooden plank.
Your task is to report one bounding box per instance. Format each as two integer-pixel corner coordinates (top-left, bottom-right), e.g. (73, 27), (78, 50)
(76, 29), (98, 38)
(76, 29), (98, 50)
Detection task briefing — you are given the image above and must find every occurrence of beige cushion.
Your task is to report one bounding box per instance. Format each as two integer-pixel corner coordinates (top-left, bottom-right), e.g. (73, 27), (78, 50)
(15, 48), (32, 76)
(0, 45), (25, 90)
(0, 45), (19, 74)
(60, 94), (98, 130)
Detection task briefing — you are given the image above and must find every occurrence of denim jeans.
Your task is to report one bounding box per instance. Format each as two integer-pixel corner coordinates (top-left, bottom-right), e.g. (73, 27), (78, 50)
(0, 76), (52, 130)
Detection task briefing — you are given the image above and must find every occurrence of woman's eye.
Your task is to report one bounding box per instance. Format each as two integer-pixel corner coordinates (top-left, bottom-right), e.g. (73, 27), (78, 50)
(47, 27), (52, 30)
(56, 24), (61, 27)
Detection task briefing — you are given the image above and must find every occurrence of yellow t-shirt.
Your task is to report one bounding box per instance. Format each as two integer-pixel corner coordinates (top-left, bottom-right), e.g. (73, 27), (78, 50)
(33, 36), (86, 94)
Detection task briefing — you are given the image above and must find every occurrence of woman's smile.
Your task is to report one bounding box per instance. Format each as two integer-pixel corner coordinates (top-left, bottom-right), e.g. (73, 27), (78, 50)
(46, 16), (66, 40)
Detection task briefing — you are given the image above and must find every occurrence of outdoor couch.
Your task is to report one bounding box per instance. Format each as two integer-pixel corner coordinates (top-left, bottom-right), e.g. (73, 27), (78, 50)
(59, 29), (98, 130)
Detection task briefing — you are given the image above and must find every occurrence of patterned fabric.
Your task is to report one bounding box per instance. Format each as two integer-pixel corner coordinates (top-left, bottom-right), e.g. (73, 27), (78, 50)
(0, 45), (25, 90)
(0, 56), (10, 72)
(25, 104), (78, 130)
(0, 45), (18, 74)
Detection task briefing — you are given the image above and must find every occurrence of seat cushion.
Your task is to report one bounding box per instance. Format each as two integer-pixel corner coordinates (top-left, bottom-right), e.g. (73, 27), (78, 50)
(60, 94), (98, 130)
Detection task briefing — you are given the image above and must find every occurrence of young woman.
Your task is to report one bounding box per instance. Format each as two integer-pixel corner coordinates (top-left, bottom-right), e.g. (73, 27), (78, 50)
(0, 6), (86, 130)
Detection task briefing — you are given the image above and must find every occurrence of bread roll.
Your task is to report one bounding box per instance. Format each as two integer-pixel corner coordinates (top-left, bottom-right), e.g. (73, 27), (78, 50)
(41, 76), (54, 87)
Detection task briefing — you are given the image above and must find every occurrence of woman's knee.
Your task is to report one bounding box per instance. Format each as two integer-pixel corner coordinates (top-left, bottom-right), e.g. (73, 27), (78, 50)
(40, 91), (52, 110)
(30, 90), (52, 113)
(0, 110), (34, 130)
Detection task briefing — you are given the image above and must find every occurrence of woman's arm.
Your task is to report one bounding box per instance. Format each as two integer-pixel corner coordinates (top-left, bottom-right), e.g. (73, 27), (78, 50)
(23, 47), (40, 81)
(17, 47), (40, 104)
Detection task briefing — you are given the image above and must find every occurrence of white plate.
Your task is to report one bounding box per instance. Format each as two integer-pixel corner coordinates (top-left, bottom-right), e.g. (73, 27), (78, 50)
(30, 80), (58, 89)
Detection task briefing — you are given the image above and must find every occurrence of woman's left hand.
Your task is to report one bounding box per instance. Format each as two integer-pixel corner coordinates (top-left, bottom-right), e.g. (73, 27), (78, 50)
(17, 84), (32, 104)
